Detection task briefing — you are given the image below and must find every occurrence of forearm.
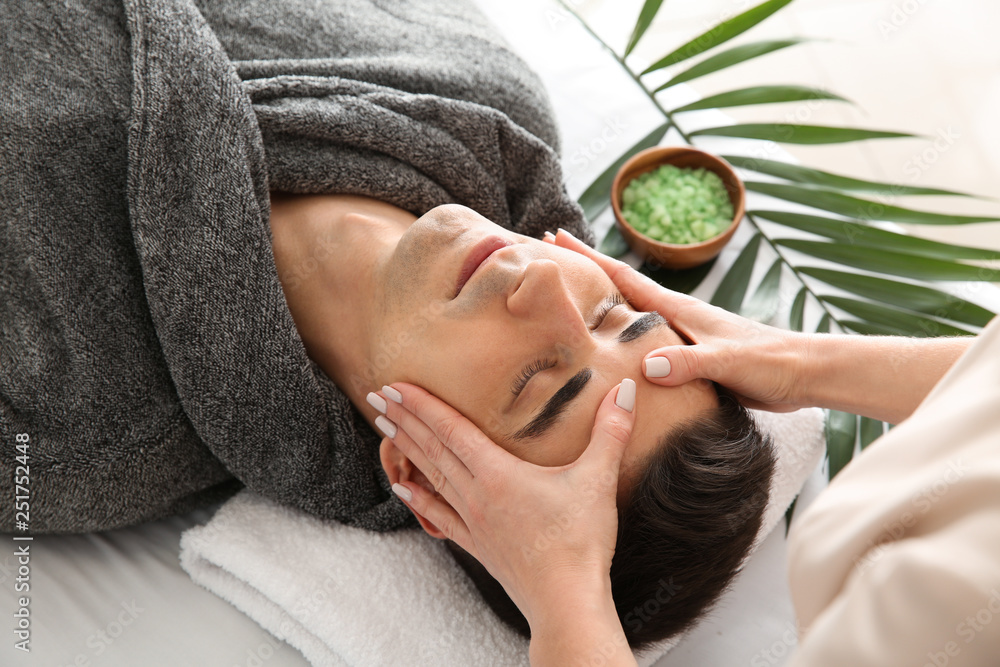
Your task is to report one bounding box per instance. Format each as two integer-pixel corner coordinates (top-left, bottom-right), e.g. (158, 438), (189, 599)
(527, 576), (636, 667)
(798, 334), (971, 424)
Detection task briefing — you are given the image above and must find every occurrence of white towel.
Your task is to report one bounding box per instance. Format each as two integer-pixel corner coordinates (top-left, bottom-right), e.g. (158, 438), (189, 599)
(179, 407), (825, 667)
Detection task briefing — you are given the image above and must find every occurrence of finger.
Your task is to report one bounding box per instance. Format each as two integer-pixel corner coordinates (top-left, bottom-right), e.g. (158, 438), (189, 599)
(386, 382), (519, 477)
(575, 380), (636, 481)
(393, 481), (478, 556)
(553, 227), (623, 274)
(642, 344), (720, 387)
(553, 229), (697, 319)
(384, 416), (464, 508)
(542, 230), (556, 244)
(381, 388), (475, 486)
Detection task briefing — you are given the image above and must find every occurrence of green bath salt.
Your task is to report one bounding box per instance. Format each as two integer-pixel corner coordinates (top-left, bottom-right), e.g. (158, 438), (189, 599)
(621, 164), (734, 244)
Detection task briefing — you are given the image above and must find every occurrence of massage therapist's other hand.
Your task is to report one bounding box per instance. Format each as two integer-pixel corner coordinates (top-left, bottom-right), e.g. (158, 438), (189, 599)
(545, 229), (805, 413)
(371, 381), (638, 666)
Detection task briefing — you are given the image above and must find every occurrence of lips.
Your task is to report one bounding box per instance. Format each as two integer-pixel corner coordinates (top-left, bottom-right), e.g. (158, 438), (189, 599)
(455, 235), (512, 296)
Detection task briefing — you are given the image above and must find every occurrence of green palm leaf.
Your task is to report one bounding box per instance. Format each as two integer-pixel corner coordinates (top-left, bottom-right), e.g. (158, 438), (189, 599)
(789, 287), (807, 331)
(711, 233), (762, 312)
(741, 259), (783, 322)
(860, 417), (884, 450)
(672, 86), (850, 113)
(599, 224), (630, 258)
(847, 319), (925, 336)
(820, 295), (976, 337)
(642, 0), (795, 75)
(748, 182), (999, 224)
(655, 39), (810, 91)
(826, 410), (857, 480)
(559, 0), (1000, 491)
(753, 210), (1000, 260)
(799, 268), (996, 327)
(641, 257), (718, 294)
(784, 496), (798, 536)
(691, 124), (917, 144)
(577, 122), (671, 221)
(726, 155), (983, 198)
(624, 0), (666, 57)
(775, 239), (992, 281)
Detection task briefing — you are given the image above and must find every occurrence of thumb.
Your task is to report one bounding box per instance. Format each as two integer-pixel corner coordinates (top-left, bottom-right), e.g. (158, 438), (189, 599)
(643, 344), (718, 386)
(577, 379), (635, 478)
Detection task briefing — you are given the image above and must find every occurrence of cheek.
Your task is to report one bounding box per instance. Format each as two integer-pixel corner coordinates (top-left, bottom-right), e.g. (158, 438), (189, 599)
(389, 330), (511, 437)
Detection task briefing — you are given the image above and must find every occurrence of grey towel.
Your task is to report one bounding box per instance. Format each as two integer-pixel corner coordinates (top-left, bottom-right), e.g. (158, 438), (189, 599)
(0, 0), (592, 533)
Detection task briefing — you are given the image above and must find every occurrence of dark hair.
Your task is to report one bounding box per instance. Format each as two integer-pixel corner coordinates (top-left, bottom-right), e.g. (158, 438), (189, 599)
(446, 387), (775, 650)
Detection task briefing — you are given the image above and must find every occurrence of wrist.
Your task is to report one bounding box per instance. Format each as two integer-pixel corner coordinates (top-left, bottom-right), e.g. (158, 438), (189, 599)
(759, 328), (814, 409)
(528, 575), (635, 667)
(791, 332), (826, 409)
(523, 570), (615, 630)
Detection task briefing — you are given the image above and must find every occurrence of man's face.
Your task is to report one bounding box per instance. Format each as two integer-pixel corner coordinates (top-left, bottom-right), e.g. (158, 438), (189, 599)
(368, 204), (718, 478)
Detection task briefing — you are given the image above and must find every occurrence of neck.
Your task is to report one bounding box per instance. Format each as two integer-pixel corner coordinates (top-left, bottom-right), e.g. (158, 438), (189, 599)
(269, 192), (417, 417)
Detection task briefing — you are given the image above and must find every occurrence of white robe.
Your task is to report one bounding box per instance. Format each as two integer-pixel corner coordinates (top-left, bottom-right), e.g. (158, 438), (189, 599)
(788, 316), (1000, 666)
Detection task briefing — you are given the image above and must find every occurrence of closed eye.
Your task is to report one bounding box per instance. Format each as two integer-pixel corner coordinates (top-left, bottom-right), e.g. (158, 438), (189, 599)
(511, 358), (555, 397)
(511, 292), (628, 399)
(589, 293), (626, 330)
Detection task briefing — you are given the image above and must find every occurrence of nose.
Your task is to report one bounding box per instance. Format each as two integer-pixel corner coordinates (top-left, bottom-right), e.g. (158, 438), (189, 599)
(507, 259), (591, 350)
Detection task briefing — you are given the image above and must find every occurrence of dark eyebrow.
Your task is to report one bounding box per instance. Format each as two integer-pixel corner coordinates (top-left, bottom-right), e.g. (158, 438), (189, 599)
(512, 368), (592, 441)
(511, 311), (669, 443)
(618, 311), (667, 343)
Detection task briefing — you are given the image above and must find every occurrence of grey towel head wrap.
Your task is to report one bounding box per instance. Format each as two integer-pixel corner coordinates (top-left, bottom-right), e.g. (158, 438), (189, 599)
(0, 0), (591, 532)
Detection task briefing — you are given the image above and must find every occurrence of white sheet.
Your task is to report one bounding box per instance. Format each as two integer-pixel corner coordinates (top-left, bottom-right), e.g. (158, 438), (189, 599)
(175, 408), (826, 667)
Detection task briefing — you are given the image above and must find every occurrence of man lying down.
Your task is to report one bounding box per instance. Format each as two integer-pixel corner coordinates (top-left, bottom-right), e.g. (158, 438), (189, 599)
(269, 194), (775, 647)
(0, 0), (772, 651)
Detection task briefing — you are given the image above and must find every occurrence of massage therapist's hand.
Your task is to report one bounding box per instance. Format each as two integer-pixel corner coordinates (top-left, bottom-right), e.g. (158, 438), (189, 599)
(547, 228), (805, 413)
(370, 381), (639, 666)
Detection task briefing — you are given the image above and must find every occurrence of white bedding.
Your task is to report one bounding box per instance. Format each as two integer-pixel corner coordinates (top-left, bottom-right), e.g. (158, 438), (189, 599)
(4, 0), (998, 665)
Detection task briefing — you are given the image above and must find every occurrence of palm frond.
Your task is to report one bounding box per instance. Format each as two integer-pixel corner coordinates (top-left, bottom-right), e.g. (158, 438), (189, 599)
(560, 0), (1000, 480)
(655, 39), (812, 91)
(641, 0), (796, 74)
(672, 85), (851, 113)
(753, 210), (1000, 260)
(859, 417), (884, 450)
(624, 0), (666, 57)
(774, 239), (993, 281)
(741, 259), (783, 322)
(710, 233), (762, 311)
(746, 182), (999, 224)
(691, 124), (918, 144)
(725, 155), (987, 198)
(825, 409), (857, 481)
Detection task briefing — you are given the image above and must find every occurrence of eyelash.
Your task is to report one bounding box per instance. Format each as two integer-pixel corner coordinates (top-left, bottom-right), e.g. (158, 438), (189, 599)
(591, 293), (626, 330)
(511, 358), (555, 397)
(511, 293), (627, 397)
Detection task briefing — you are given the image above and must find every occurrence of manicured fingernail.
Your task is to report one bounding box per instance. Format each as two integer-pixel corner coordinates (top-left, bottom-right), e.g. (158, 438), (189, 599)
(543, 231), (556, 242)
(382, 385), (403, 403)
(556, 227), (576, 239)
(644, 356), (671, 378)
(615, 378), (636, 412)
(375, 415), (397, 438)
(366, 392), (387, 414)
(392, 483), (413, 503)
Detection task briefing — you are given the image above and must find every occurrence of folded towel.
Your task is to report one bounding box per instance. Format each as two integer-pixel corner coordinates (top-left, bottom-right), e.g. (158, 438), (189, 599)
(179, 407), (826, 666)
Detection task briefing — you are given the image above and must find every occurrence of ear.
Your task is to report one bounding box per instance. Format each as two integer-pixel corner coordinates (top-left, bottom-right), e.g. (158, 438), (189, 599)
(379, 437), (449, 539)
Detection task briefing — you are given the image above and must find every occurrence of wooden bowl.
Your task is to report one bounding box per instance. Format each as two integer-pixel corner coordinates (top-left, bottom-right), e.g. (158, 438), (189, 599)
(611, 146), (745, 270)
